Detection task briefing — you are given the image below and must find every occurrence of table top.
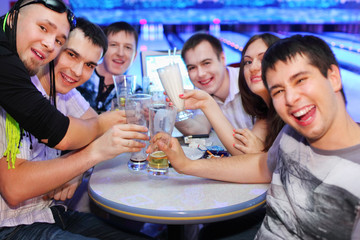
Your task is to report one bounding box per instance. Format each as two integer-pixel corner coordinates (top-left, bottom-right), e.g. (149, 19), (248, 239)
(89, 152), (269, 225)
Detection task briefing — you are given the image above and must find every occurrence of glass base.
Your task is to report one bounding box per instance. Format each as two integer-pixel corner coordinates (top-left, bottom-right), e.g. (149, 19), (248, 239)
(128, 159), (147, 171)
(176, 110), (193, 122)
(147, 166), (169, 176)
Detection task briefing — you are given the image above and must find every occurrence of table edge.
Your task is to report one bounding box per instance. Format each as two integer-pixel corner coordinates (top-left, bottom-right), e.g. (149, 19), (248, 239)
(89, 189), (267, 224)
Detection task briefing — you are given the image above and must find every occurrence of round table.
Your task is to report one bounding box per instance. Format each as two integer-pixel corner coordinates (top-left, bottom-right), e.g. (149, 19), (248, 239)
(89, 153), (268, 225)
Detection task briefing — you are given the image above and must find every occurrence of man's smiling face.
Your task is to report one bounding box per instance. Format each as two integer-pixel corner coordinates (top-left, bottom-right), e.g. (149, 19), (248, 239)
(184, 40), (226, 95)
(54, 29), (103, 94)
(102, 31), (137, 75)
(266, 53), (341, 146)
(16, 3), (70, 75)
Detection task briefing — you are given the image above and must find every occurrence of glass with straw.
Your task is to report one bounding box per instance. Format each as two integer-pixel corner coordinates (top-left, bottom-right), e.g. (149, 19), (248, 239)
(157, 48), (193, 121)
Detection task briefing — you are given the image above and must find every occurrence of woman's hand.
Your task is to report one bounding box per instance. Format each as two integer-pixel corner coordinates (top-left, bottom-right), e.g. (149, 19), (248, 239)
(181, 89), (214, 111)
(233, 128), (265, 154)
(148, 137), (191, 174)
(166, 89), (214, 111)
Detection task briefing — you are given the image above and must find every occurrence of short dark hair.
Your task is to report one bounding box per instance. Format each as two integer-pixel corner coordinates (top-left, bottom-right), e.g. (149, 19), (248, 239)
(104, 21), (138, 49)
(181, 33), (223, 62)
(75, 17), (108, 57)
(262, 34), (346, 101)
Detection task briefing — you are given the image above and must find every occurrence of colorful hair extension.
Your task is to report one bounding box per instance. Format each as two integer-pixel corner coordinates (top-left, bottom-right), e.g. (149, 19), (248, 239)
(3, 113), (21, 169)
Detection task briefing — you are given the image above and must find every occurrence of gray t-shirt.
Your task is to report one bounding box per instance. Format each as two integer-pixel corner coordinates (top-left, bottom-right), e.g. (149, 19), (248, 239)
(256, 124), (360, 239)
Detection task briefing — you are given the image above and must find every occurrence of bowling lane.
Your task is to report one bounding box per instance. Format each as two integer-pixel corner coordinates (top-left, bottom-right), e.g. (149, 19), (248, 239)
(315, 32), (360, 51)
(341, 69), (360, 121)
(277, 32), (360, 71)
(323, 32), (360, 43)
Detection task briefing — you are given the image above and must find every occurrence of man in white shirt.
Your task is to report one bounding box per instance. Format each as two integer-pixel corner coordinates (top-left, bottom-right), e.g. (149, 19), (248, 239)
(176, 33), (253, 136)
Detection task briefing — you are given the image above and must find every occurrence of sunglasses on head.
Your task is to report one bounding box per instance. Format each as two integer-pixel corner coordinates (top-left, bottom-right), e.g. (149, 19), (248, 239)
(17, 0), (76, 30)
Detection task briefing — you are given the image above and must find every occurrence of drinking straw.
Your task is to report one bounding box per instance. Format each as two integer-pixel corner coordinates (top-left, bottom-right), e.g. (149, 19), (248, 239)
(168, 49), (171, 64)
(173, 47), (177, 65)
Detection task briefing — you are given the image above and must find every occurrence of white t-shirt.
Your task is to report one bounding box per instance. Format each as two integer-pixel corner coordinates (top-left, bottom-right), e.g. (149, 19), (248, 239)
(193, 66), (253, 130)
(212, 66), (253, 130)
